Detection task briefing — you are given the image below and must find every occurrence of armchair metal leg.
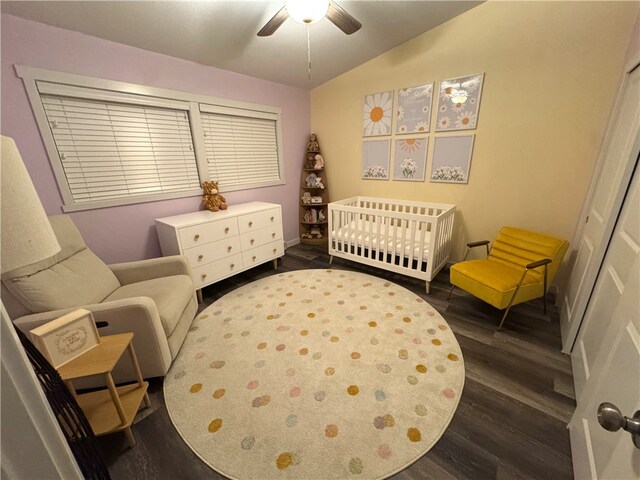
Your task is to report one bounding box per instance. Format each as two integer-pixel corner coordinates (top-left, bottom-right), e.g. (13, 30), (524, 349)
(498, 305), (513, 331)
(497, 268), (529, 331)
(447, 283), (456, 300)
(542, 264), (548, 315)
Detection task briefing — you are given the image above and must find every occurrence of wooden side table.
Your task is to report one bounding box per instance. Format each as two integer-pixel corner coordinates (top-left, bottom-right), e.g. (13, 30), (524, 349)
(58, 333), (150, 447)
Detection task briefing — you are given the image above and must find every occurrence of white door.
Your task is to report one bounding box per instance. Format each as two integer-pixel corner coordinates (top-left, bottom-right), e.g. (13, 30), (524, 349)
(569, 162), (640, 479)
(559, 65), (640, 353)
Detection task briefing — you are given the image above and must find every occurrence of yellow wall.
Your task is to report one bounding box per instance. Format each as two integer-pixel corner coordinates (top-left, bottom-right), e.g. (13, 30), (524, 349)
(311, 1), (637, 261)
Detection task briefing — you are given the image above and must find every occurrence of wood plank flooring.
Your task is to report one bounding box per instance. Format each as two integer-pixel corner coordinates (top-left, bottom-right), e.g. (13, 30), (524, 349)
(97, 244), (575, 479)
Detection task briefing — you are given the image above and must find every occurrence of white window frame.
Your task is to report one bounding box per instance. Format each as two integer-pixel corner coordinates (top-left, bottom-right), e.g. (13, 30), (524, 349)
(16, 65), (285, 212)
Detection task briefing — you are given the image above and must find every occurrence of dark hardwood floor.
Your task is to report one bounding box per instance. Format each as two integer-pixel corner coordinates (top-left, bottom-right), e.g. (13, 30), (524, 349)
(98, 244), (575, 479)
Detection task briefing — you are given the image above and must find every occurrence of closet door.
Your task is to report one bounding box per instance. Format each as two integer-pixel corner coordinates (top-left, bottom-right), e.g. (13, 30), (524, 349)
(559, 64), (640, 353)
(569, 161), (639, 480)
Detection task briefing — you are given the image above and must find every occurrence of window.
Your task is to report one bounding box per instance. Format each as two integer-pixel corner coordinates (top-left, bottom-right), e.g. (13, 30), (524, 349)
(17, 66), (285, 211)
(200, 105), (281, 188)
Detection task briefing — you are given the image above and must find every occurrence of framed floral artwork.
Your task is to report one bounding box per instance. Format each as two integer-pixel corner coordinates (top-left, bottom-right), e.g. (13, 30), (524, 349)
(393, 137), (428, 182)
(435, 73), (484, 132)
(362, 139), (390, 180)
(430, 135), (475, 184)
(396, 83), (433, 134)
(363, 91), (393, 137)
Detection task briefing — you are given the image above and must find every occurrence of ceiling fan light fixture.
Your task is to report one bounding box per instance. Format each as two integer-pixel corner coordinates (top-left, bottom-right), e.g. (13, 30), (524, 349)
(286, 0), (329, 24)
(449, 88), (468, 104)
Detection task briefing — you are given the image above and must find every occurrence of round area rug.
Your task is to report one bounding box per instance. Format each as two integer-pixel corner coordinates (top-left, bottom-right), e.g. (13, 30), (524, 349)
(164, 269), (464, 480)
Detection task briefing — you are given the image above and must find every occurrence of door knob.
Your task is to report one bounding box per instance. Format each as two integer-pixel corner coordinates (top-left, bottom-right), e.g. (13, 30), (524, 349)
(597, 402), (640, 449)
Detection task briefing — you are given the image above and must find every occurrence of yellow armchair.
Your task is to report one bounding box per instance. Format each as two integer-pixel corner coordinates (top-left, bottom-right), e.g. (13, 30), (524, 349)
(448, 227), (569, 330)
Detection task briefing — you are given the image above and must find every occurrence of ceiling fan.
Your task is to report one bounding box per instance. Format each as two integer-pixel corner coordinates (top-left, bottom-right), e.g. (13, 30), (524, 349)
(257, 0), (362, 36)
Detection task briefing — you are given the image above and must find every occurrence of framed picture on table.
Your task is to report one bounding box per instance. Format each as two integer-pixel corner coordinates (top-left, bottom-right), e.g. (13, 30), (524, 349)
(30, 308), (100, 368)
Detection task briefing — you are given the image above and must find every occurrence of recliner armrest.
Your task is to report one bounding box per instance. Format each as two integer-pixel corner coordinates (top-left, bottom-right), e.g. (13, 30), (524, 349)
(12, 297), (172, 381)
(109, 255), (192, 285)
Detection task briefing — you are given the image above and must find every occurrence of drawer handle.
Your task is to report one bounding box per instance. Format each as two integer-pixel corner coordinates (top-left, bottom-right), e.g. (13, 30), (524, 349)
(194, 234), (200, 241)
(250, 239), (255, 245)
(273, 248), (277, 253)
(201, 273), (207, 279)
(198, 254), (204, 261)
(272, 232), (276, 238)
(227, 245), (232, 252)
(270, 216), (274, 221)
(249, 221), (253, 227)
(252, 255), (256, 261)
(225, 227), (229, 233)
(230, 263), (235, 269)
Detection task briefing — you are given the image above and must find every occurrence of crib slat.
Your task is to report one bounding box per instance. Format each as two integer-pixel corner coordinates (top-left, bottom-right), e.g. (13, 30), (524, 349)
(407, 219), (416, 267)
(391, 216), (398, 261)
(375, 215), (382, 261)
(367, 212), (374, 259)
(382, 214), (390, 261)
(417, 222), (426, 271)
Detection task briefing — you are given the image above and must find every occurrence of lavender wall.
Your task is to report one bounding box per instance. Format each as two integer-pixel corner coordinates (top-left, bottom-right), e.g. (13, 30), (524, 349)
(1, 14), (310, 263)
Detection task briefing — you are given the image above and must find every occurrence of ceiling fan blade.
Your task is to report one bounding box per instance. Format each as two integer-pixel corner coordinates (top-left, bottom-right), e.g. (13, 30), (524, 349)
(326, 1), (362, 35)
(257, 5), (289, 37)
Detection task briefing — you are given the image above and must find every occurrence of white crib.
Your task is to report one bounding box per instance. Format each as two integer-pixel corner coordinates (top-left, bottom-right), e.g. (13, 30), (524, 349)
(328, 196), (455, 293)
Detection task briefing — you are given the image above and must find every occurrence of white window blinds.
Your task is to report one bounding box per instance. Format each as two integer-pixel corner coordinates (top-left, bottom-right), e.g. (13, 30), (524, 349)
(40, 94), (200, 204)
(200, 110), (281, 188)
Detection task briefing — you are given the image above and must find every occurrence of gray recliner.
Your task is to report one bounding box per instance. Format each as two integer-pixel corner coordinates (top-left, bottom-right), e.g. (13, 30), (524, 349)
(2, 215), (197, 382)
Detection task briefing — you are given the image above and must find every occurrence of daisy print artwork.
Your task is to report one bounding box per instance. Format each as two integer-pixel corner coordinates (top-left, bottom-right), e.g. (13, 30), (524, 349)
(362, 139), (390, 179)
(363, 91), (393, 137)
(430, 135), (475, 184)
(393, 137), (428, 181)
(396, 83), (433, 134)
(435, 73), (484, 131)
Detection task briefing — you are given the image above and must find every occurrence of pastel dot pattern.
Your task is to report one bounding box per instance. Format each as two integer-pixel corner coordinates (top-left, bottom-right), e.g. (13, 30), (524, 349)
(164, 269), (464, 480)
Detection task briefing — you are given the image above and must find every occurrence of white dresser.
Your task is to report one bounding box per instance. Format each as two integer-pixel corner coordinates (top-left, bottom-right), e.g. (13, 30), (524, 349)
(155, 202), (284, 300)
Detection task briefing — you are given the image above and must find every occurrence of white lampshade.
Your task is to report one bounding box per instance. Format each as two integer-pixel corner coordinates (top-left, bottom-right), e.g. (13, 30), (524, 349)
(1, 136), (60, 274)
(286, 0), (329, 24)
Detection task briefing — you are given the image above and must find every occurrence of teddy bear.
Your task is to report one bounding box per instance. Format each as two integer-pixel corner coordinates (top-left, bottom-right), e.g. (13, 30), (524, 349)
(314, 154), (324, 170)
(301, 192), (312, 204)
(202, 181), (228, 212)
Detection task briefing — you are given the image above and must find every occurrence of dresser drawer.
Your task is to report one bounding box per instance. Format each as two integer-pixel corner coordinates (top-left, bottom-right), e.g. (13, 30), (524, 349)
(239, 225), (283, 251)
(183, 236), (241, 268)
(192, 253), (243, 288)
(237, 208), (281, 234)
(242, 240), (284, 268)
(179, 218), (238, 249)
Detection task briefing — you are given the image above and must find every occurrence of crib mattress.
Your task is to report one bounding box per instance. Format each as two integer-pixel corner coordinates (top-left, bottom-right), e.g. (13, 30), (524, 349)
(331, 219), (431, 260)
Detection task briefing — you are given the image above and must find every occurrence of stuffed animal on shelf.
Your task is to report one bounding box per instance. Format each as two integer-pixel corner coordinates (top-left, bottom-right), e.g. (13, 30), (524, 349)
(202, 181), (228, 212)
(301, 226), (323, 239)
(309, 226), (323, 238)
(307, 133), (320, 152)
(301, 192), (312, 204)
(318, 209), (326, 222)
(305, 173), (325, 189)
(314, 154), (324, 170)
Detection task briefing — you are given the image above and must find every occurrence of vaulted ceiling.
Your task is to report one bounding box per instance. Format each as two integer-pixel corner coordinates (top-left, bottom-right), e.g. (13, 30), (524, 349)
(2, 1), (482, 89)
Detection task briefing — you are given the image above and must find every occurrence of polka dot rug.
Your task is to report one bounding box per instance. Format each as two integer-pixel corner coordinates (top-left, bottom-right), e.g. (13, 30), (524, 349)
(164, 269), (464, 479)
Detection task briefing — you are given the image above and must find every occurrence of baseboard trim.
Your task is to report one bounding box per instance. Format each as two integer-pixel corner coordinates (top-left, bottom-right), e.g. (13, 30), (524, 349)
(285, 238), (301, 249)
